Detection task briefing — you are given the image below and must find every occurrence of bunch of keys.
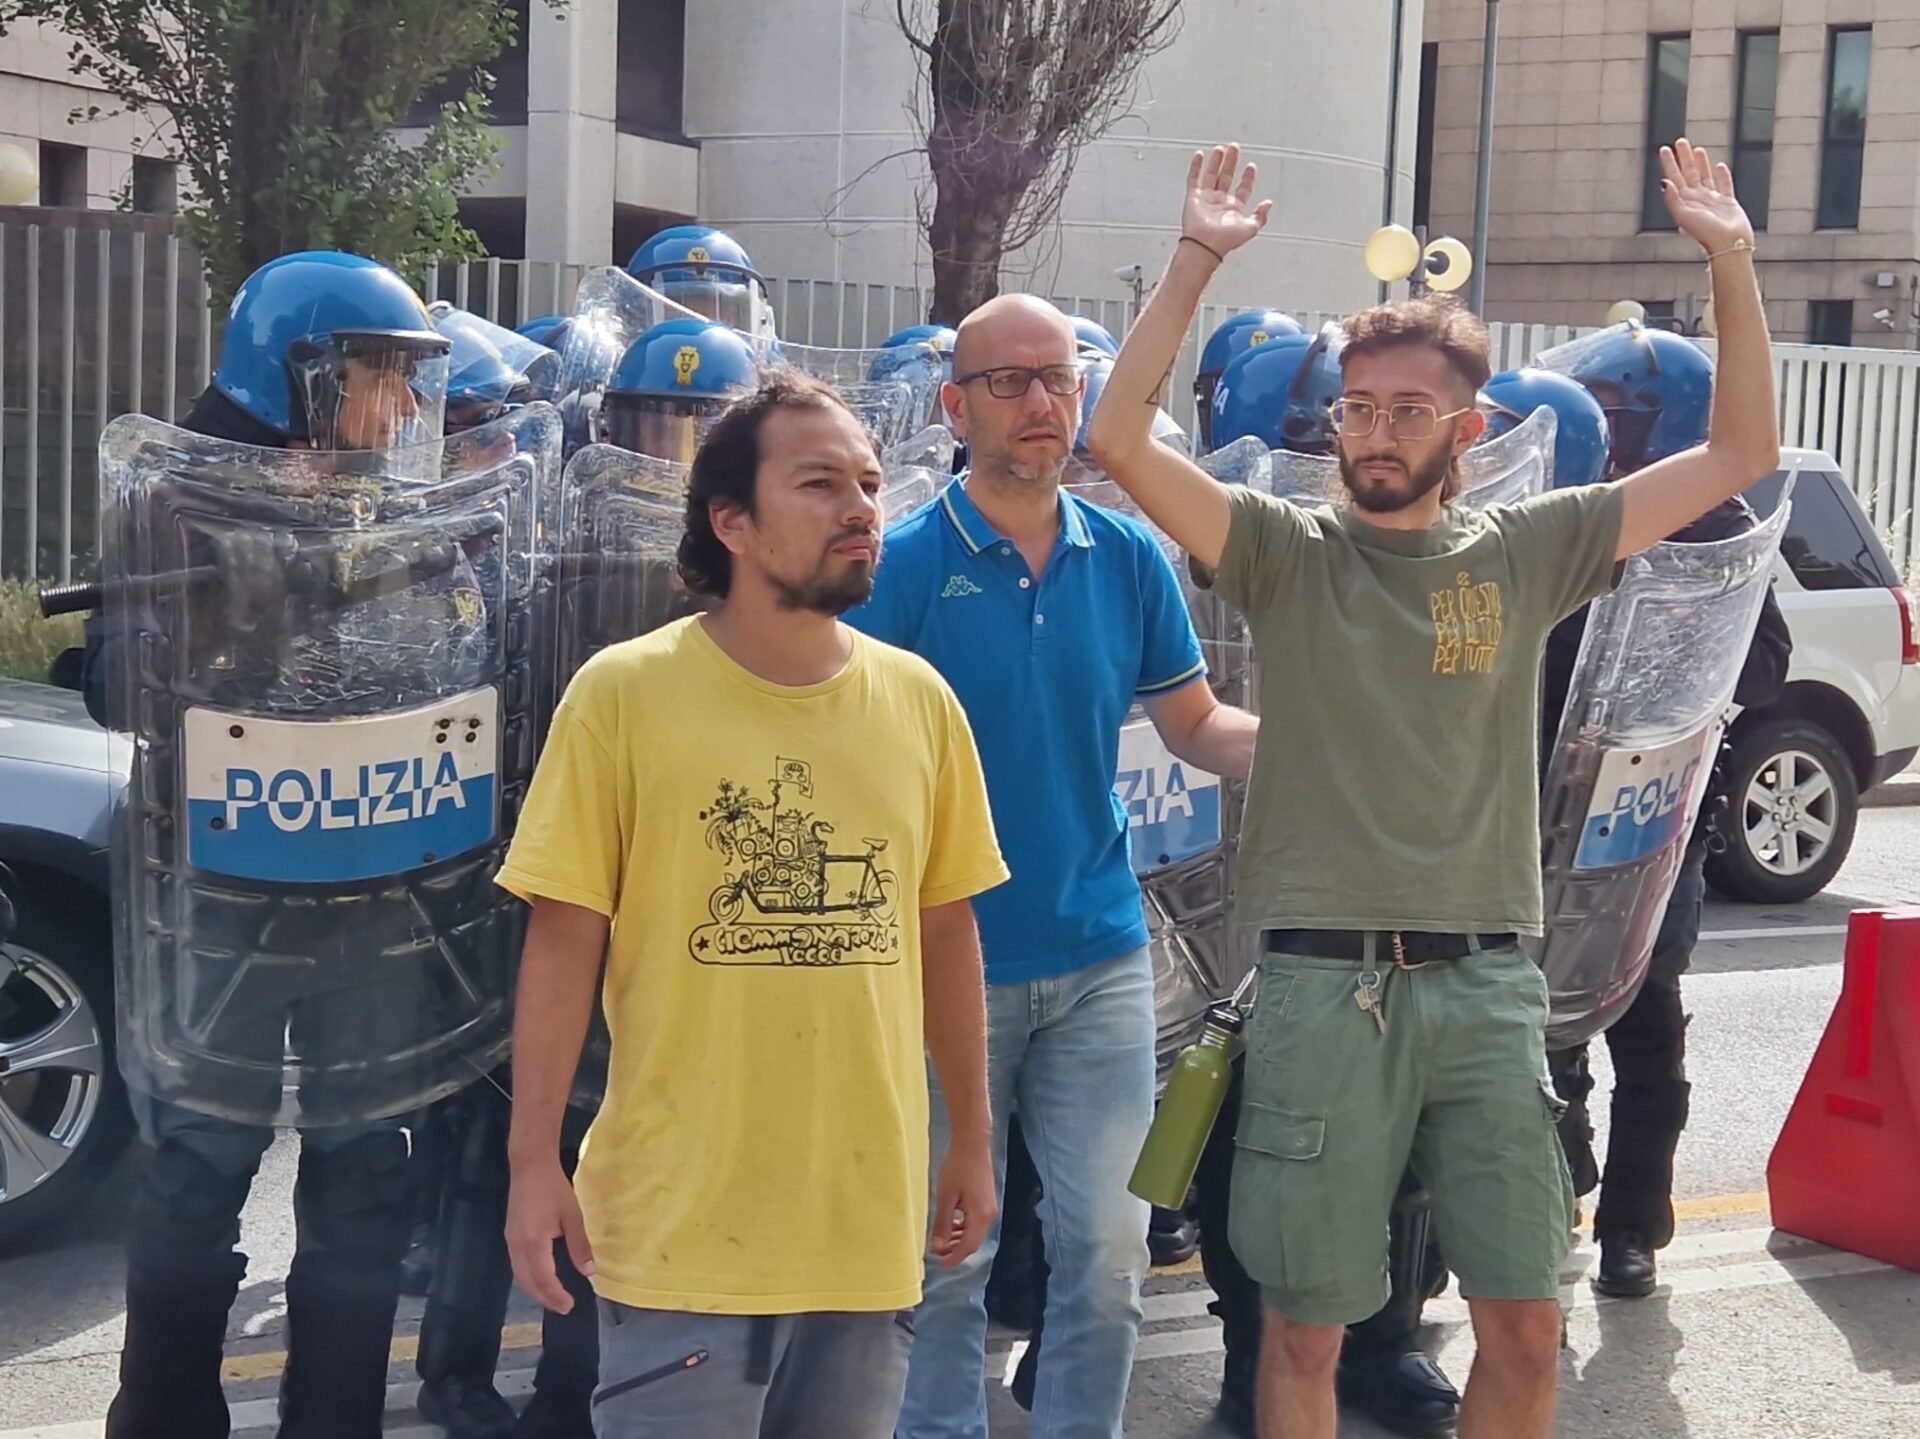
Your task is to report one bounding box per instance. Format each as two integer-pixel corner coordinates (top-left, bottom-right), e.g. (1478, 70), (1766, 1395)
(1355, 972), (1386, 1035)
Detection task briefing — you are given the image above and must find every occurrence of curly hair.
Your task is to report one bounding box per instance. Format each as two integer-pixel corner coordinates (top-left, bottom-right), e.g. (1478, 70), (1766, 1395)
(1340, 297), (1493, 397)
(677, 370), (853, 599)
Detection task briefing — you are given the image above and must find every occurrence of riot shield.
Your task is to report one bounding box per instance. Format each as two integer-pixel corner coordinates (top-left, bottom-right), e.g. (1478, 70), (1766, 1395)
(551, 268), (706, 450)
(1070, 451), (1259, 1076)
(881, 426), (953, 522)
(1266, 404), (1554, 508)
(100, 404), (562, 1126)
(1529, 477), (1796, 1048)
(774, 341), (941, 455)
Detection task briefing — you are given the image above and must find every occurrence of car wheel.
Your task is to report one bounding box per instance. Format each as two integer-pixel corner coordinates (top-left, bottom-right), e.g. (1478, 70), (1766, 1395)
(0, 888), (131, 1253)
(1704, 718), (1860, 905)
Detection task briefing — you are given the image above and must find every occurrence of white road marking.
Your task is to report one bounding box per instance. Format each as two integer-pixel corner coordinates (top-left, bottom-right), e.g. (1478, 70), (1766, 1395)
(0, 1228), (1902, 1437)
(1698, 925), (1850, 942)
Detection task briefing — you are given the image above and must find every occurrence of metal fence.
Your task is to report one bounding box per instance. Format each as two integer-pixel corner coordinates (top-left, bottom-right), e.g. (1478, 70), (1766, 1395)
(1, 226), (1914, 580)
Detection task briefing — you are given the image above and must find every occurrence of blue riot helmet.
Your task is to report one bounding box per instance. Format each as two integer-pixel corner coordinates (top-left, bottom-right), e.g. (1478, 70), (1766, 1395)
(1478, 368), (1613, 490)
(869, 324), (957, 427)
(1210, 324), (1344, 455)
(869, 324), (956, 384)
(1550, 321), (1715, 474)
(626, 225), (771, 336)
(1069, 315), (1120, 358)
(1195, 310), (1304, 451)
(515, 313), (571, 346)
(601, 317), (761, 462)
(217, 251), (451, 452)
(431, 303), (562, 431)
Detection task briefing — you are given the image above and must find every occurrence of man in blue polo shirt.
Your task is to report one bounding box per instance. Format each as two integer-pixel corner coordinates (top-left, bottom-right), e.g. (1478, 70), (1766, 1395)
(850, 294), (1259, 1439)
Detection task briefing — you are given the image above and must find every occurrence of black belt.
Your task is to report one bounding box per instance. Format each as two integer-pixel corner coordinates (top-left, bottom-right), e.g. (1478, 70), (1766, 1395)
(1265, 928), (1517, 968)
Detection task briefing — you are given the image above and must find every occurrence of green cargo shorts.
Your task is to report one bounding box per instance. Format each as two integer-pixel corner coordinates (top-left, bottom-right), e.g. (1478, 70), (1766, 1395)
(1226, 937), (1574, 1326)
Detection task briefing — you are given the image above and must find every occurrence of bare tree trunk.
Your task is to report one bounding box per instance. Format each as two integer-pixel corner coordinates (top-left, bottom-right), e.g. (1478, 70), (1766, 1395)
(927, 174), (1018, 324)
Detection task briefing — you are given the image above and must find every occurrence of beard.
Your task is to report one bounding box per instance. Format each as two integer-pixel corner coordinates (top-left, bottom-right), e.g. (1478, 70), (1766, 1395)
(976, 432), (1069, 487)
(769, 532), (879, 616)
(1339, 446), (1454, 514)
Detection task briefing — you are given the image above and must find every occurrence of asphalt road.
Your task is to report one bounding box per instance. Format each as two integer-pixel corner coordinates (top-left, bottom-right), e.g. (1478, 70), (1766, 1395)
(2, 808), (1918, 1437)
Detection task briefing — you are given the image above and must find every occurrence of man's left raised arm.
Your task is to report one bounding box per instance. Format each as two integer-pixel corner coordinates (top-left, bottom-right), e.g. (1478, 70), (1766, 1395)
(1616, 139), (1780, 559)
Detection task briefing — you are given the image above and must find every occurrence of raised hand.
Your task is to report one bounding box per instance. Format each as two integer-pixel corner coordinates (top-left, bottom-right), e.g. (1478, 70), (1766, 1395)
(1182, 143), (1273, 261)
(1660, 138), (1755, 257)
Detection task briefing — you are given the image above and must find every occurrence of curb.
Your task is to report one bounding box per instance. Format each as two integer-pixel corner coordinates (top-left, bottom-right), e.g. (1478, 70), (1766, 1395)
(1862, 775), (1920, 810)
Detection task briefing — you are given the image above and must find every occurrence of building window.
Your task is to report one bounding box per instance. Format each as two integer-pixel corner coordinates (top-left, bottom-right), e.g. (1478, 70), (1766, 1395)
(1808, 299), (1855, 346)
(1639, 300), (1679, 331)
(405, 0), (530, 127)
(1733, 31), (1778, 230)
(38, 141), (86, 207)
(1642, 35), (1691, 232)
(1818, 27), (1871, 230)
(617, 0), (686, 137)
(1412, 41), (1439, 231)
(131, 158), (177, 214)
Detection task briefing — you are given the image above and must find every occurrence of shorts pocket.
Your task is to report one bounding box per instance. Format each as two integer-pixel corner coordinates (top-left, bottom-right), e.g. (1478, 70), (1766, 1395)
(1226, 1100), (1326, 1290)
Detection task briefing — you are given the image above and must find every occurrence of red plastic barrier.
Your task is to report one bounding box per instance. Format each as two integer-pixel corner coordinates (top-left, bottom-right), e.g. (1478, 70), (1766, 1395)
(1768, 907), (1920, 1272)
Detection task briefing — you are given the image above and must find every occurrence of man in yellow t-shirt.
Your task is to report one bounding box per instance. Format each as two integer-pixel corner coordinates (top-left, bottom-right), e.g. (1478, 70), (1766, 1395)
(498, 372), (1008, 1438)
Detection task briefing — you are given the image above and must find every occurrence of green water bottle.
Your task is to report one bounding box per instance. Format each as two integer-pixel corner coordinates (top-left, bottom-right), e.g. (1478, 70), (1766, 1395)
(1129, 1001), (1244, 1210)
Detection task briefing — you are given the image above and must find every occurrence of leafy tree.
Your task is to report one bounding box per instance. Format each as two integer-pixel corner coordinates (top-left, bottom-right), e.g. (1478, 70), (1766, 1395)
(0, 0), (541, 304)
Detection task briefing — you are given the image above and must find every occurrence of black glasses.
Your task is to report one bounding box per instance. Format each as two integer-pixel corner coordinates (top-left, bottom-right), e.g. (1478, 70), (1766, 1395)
(954, 364), (1084, 400)
(1329, 398), (1473, 441)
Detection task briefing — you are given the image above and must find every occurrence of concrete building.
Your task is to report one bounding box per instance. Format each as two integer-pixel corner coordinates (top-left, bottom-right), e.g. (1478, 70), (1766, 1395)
(1421, 0), (1920, 347)
(0, 1), (1428, 321)
(0, 20), (179, 214)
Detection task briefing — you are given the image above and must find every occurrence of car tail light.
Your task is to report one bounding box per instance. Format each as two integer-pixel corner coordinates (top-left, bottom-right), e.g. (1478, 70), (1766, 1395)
(1897, 586), (1920, 666)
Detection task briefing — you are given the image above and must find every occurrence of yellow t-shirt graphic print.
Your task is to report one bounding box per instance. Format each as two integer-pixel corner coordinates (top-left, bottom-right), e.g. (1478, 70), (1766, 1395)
(693, 757), (903, 967)
(496, 619), (1007, 1316)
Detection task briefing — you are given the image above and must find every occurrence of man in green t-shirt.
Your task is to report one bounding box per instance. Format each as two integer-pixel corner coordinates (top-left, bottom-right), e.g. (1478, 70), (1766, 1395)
(1086, 140), (1775, 1439)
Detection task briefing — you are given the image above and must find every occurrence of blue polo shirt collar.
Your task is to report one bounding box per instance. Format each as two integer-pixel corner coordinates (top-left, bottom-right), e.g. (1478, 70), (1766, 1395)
(939, 477), (1096, 555)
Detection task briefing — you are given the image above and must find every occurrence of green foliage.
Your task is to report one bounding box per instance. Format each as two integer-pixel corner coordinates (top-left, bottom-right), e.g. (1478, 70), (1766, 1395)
(0, 579), (81, 682)
(0, 0), (543, 304)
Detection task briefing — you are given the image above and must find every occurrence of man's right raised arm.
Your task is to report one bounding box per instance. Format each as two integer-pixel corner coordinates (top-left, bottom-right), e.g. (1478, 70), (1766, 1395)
(1087, 144), (1273, 572)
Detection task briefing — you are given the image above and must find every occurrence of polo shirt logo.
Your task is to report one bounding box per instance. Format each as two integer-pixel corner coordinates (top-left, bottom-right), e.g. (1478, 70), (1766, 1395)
(941, 574), (984, 599)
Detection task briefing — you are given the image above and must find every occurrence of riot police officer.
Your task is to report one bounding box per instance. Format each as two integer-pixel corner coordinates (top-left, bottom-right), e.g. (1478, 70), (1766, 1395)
(1192, 309), (1302, 453)
(1536, 330), (1791, 1297)
(1189, 326), (1462, 1439)
(625, 224), (773, 336)
(598, 316), (760, 461)
(88, 251), (480, 1439)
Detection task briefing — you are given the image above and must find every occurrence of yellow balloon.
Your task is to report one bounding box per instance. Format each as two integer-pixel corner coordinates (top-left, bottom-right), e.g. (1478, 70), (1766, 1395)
(0, 142), (37, 206)
(1365, 225), (1422, 283)
(1423, 236), (1474, 294)
(1604, 299), (1647, 327)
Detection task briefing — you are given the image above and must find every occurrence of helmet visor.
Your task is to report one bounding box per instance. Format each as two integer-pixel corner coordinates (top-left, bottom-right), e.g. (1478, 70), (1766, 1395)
(289, 331), (452, 465)
(602, 393), (732, 463)
(657, 274), (765, 333)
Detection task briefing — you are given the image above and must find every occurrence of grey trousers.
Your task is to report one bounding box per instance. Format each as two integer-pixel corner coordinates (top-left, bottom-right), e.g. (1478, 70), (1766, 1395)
(592, 1300), (913, 1438)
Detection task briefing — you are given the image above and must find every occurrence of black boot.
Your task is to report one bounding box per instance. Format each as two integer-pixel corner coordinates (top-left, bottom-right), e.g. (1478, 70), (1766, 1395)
(1595, 1232), (1658, 1298)
(1147, 1202), (1200, 1267)
(1337, 1348), (1461, 1439)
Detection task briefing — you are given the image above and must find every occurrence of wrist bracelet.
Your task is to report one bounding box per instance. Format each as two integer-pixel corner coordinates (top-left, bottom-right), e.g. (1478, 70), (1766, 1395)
(1705, 239), (1755, 264)
(1180, 235), (1227, 266)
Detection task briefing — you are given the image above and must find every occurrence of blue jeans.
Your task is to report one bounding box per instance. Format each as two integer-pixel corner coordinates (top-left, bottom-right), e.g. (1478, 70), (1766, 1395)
(898, 946), (1155, 1439)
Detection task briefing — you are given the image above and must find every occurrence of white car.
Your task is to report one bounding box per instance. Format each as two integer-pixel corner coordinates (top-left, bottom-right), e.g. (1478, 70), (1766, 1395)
(1705, 448), (1920, 904)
